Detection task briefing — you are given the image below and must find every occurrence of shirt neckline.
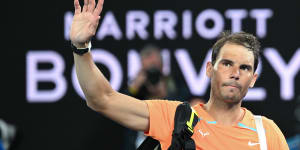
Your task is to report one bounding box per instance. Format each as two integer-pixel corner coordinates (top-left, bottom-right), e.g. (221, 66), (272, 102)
(193, 103), (253, 126)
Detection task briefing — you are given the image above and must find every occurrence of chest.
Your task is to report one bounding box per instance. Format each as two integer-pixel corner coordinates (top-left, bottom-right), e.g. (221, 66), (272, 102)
(191, 121), (260, 150)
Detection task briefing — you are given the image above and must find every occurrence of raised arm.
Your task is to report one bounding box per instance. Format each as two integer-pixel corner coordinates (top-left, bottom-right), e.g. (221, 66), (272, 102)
(70, 0), (149, 131)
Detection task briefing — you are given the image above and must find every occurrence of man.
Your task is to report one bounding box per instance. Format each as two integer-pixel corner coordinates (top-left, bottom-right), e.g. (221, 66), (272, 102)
(70, 0), (289, 149)
(127, 44), (168, 101)
(124, 44), (172, 149)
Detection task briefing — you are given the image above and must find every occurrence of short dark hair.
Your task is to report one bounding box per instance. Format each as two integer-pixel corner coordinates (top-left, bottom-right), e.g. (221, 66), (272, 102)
(211, 31), (261, 72)
(140, 44), (162, 61)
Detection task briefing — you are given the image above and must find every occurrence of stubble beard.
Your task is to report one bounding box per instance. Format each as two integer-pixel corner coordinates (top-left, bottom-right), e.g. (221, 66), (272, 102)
(213, 86), (243, 105)
(221, 91), (241, 104)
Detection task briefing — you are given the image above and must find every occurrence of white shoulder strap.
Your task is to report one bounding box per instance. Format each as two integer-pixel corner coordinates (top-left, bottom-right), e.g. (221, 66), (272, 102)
(254, 115), (267, 150)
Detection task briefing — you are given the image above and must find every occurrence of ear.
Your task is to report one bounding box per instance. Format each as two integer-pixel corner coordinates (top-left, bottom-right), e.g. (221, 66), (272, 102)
(206, 61), (213, 78)
(249, 73), (258, 88)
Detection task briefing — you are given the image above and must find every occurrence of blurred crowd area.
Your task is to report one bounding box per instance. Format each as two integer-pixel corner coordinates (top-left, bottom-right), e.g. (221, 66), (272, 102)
(1, 44), (299, 150)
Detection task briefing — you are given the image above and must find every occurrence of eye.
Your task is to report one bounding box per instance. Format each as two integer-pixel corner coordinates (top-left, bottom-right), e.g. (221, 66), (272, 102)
(240, 65), (251, 71)
(223, 62), (232, 67)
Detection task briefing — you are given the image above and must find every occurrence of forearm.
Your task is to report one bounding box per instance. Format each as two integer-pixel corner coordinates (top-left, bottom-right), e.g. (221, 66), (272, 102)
(73, 52), (115, 109)
(70, 0), (150, 131)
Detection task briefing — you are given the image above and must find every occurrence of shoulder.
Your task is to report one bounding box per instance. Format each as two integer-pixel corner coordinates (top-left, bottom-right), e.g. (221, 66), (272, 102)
(261, 116), (289, 149)
(260, 116), (282, 134)
(248, 113), (282, 134)
(144, 100), (183, 143)
(145, 100), (182, 110)
(144, 100), (183, 119)
(261, 116), (286, 139)
(243, 109), (286, 138)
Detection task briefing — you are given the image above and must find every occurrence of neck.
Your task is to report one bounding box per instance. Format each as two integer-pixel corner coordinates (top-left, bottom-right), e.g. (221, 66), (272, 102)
(204, 95), (244, 126)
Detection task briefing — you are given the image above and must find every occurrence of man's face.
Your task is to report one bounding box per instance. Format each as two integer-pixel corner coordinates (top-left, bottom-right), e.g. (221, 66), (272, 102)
(206, 43), (258, 103)
(142, 52), (163, 71)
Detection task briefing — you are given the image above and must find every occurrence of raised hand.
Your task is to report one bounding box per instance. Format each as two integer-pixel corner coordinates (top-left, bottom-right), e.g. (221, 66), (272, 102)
(70, 0), (104, 48)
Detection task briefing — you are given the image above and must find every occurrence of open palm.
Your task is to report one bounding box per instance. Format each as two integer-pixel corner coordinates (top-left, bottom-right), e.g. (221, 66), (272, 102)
(70, 0), (104, 47)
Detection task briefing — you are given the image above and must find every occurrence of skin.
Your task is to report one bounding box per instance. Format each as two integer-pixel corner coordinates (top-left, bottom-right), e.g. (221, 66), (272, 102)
(70, 0), (258, 132)
(205, 43), (258, 125)
(71, 0), (150, 131)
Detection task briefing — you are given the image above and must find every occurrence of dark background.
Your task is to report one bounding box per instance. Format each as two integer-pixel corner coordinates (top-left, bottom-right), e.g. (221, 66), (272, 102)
(1, 0), (299, 149)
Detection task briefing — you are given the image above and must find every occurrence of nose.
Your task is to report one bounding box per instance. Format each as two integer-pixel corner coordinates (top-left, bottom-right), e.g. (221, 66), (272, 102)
(230, 66), (240, 80)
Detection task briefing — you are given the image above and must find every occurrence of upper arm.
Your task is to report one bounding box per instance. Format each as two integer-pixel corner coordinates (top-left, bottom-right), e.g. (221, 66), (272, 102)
(88, 91), (150, 131)
(145, 100), (182, 144)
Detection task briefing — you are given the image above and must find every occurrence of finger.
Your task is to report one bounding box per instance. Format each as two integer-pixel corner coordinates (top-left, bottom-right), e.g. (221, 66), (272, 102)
(93, 0), (104, 16)
(82, 0), (89, 12)
(74, 0), (82, 15)
(87, 0), (96, 12)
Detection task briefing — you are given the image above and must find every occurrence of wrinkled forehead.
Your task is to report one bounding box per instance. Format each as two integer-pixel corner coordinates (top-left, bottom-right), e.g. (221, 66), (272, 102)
(217, 43), (255, 66)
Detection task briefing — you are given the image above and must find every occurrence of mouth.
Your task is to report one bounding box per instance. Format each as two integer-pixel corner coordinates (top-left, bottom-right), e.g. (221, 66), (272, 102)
(226, 85), (238, 88)
(223, 82), (241, 90)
